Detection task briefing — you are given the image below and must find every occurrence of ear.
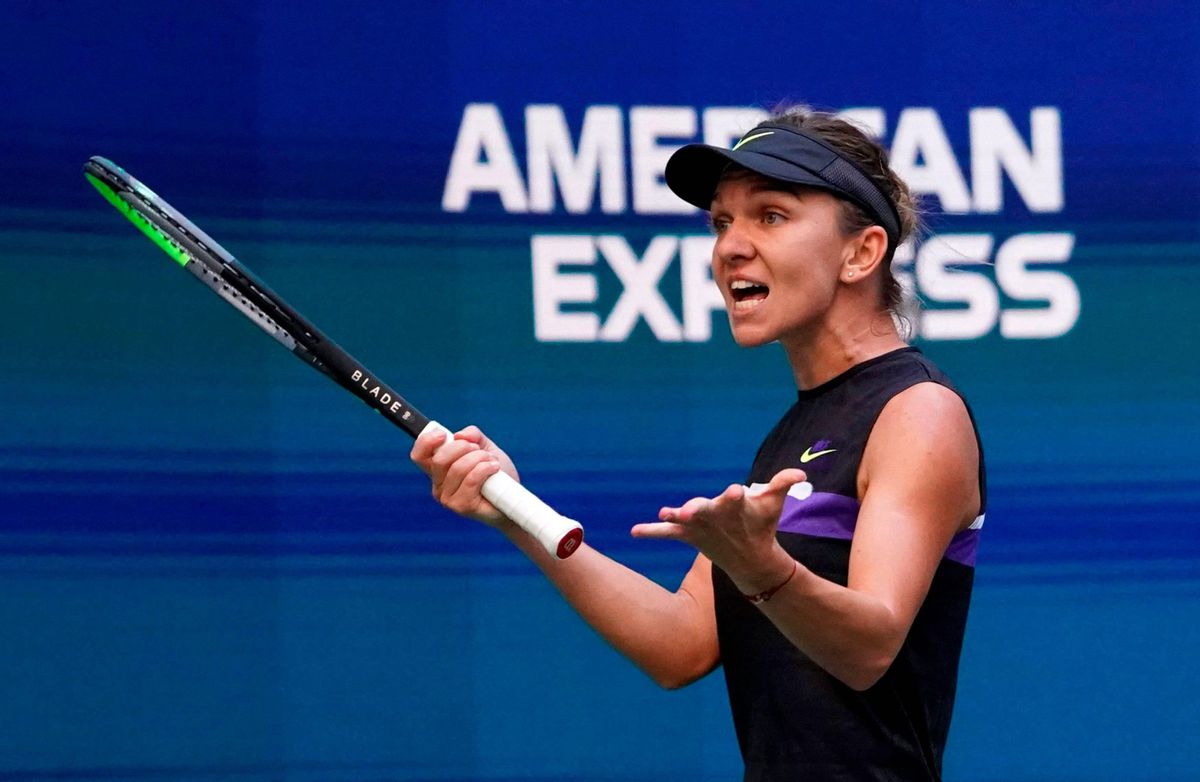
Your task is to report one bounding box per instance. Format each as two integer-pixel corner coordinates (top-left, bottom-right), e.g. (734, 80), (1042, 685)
(841, 225), (889, 284)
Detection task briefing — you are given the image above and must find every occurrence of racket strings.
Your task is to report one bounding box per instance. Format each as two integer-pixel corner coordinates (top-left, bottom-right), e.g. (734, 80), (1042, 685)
(192, 259), (296, 349)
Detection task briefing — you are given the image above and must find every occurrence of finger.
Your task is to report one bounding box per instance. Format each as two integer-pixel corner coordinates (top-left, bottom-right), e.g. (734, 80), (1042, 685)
(457, 426), (503, 457)
(714, 482), (746, 505)
(441, 448), (495, 500)
(429, 439), (479, 483)
(455, 425), (486, 446)
(410, 429), (449, 467)
(630, 521), (688, 540)
(675, 495), (716, 521)
(443, 458), (504, 519)
(746, 469), (811, 513)
(459, 456), (502, 499)
(768, 468), (808, 493)
(430, 437), (475, 466)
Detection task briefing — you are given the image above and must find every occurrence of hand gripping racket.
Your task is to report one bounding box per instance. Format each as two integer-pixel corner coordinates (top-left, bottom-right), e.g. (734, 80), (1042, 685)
(83, 156), (584, 559)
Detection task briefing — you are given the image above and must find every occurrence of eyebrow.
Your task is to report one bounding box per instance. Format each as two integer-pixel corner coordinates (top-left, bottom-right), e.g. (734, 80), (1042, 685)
(710, 180), (809, 210)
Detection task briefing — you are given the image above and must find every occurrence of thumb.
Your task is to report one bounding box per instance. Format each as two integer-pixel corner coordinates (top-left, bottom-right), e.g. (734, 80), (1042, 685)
(456, 425), (490, 447)
(762, 468), (809, 499)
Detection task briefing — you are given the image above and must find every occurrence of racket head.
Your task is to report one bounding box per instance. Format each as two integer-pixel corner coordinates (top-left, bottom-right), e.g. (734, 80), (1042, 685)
(83, 156), (324, 350)
(84, 156), (232, 273)
(82, 156), (431, 437)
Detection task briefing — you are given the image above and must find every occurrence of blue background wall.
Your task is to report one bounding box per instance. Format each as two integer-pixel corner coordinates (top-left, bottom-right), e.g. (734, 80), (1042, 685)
(1, 2), (1197, 779)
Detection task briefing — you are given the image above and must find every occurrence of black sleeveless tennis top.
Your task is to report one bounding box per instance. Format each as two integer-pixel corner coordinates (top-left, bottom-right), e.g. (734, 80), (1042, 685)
(713, 347), (986, 782)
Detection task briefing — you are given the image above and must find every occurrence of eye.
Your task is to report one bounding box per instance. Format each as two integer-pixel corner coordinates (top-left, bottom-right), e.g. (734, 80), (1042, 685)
(709, 216), (731, 235)
(763, 211), (785, 225)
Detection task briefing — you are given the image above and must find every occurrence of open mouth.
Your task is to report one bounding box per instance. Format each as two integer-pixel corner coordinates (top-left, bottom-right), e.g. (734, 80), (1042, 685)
(729, 279), (769, 311)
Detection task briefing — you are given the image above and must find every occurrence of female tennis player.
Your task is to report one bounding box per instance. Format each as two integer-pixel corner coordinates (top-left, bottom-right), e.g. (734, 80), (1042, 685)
(412, 106), (984, 782)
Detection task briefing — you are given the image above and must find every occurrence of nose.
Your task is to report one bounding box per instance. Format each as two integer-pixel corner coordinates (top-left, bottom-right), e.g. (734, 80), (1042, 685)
(713, 219), (754, 268)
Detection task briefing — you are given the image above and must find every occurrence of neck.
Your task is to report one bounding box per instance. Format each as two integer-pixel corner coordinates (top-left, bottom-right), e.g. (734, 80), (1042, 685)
(780, 306), (907, 391)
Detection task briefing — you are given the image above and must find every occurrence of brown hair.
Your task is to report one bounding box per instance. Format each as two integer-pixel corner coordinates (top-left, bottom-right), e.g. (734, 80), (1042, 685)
(760, 106), (922, 331)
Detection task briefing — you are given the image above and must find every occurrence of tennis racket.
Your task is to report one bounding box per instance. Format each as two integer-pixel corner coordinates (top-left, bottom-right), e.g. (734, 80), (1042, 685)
(83, 156), (584, 559)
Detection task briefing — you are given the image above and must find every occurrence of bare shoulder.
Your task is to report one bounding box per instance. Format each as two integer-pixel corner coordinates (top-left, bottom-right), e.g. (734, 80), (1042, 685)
(879, 379), (972, 429)
(859, 381), (980, 530)
(869, 381), (976, 458)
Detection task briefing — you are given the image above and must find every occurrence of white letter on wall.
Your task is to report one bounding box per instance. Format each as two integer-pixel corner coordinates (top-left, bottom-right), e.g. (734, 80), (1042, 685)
(526, 105), (625, 214)
(443, 103), (528, 212)
(630, 106), (697, 214)
(532, 235), (599, 342)
(970, 107), (1063, 213)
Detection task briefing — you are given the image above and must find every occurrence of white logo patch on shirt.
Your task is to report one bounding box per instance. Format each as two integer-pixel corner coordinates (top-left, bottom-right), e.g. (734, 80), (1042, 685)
(747, 481), (814, 501)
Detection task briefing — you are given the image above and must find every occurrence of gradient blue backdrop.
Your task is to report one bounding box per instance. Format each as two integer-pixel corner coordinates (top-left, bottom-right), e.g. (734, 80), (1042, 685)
(1, 2), (1197, 780)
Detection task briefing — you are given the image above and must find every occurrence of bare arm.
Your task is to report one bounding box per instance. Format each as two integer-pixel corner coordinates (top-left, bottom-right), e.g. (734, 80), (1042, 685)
(508, 538), (719, 689)
(411, 427), (719, 689)
(634, 382), (980, 690)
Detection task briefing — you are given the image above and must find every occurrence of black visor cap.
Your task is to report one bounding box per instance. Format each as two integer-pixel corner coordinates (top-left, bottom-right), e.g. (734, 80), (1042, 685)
(664, 124), (901, 246)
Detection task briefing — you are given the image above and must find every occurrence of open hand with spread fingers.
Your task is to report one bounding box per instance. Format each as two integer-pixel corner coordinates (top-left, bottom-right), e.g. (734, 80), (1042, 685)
(631, 468), (809, 593)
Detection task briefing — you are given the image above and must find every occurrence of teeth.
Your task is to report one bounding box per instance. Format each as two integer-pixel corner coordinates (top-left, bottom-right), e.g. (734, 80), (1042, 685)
(730, 279), (763, 290)
(734, 298), (764, 311)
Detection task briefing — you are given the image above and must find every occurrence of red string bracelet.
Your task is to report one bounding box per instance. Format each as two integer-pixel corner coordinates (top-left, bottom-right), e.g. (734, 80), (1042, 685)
(741, 560), (798, 604)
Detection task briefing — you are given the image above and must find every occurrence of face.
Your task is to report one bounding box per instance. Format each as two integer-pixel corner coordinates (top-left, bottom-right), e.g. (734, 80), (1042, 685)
(709, 174), (856, 348)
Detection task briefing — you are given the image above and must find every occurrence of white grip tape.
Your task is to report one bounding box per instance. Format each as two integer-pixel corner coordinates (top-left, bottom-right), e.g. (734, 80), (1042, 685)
(421, 420), (584, 559)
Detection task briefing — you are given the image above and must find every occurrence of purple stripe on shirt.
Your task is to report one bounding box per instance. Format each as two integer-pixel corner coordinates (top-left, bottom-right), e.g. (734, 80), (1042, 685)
(943, 528), (980, 567)
(776, 492), (860, 540)
(775, 490), (979, 567)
